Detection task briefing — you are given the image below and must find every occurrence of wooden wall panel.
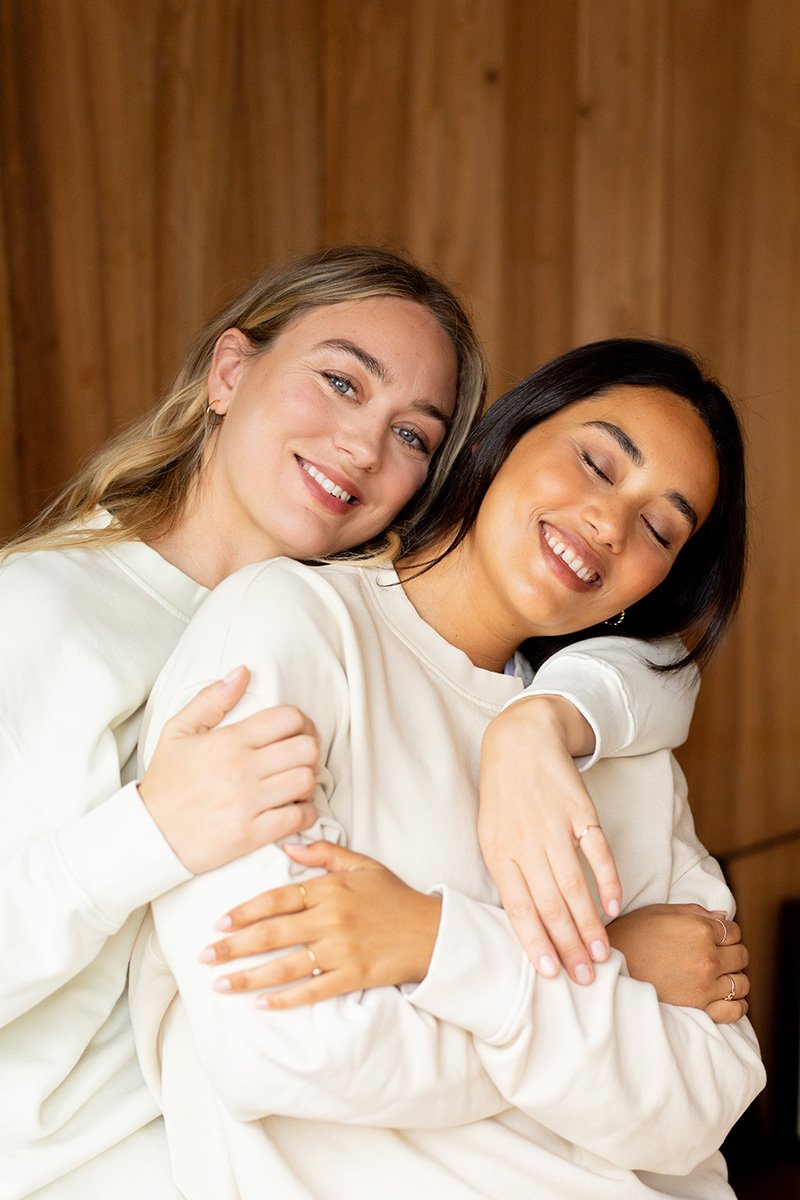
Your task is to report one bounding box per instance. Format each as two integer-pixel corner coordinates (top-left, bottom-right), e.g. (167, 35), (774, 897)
(321, 0), (508, 398)
(0, 0), (322, 534)
(572, 0), (672, 341)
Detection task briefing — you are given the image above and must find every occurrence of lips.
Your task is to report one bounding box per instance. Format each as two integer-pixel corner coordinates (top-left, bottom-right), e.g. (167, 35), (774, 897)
(297, 457), (362, 506)
(541, 522), (602, 587)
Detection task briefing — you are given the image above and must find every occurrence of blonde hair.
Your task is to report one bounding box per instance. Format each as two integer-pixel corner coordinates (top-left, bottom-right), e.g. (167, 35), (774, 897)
(4, 246), (486, 559)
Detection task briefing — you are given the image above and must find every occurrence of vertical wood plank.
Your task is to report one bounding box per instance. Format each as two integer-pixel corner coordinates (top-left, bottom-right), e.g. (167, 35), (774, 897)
(572, 0), (672, 341)
(322, 0), (507, 398)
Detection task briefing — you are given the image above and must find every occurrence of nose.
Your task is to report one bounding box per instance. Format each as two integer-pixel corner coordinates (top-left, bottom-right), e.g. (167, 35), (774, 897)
(332, 414), (384, 473)
(583, 497), (629, 552)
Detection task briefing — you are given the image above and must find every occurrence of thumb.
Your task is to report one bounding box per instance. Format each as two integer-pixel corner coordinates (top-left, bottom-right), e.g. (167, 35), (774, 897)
(283, 840), (377, 874)
(170, 666), (250, 735)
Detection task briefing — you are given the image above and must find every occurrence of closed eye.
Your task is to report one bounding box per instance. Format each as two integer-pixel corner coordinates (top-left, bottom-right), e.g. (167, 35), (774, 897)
(580, 450), (613, 485)
(642, 516), (671, 549)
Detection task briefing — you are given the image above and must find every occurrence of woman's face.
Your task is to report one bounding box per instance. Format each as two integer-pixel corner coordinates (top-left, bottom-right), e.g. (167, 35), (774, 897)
(464, 385), (719, 641)
(201, 296), (458, 570)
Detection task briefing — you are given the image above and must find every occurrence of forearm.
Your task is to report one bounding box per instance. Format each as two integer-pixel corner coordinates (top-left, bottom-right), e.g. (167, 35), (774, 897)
(407, 885), (764, 1172)
(512, 635), (698, 765)
(146, 832), (506, 1129)
(1, 778), (188, 1025)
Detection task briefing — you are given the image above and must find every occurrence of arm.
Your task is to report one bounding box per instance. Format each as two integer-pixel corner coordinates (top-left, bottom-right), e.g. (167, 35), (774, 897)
(0, 539), (317, 1029)
(135, 562), (506, 1129)
(478, 635), (698, 979)
(409, 752), (765, 1173)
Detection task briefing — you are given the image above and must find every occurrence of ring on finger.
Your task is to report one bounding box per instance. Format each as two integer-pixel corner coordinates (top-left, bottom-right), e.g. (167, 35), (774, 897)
(298, 883), (310, 911)
(305, 945), (323, 977)
(714, 917), (728, 946)
(724, 974), (736, 1002)
(576, 823), (602, 843)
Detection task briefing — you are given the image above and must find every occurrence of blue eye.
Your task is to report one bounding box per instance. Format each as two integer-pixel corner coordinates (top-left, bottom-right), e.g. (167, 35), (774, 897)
(395, 426), (431, 455)
(322, 372), (356, 398)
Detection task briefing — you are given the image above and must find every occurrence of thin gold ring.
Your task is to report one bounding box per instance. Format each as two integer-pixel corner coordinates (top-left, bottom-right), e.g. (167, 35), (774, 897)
(298, 883), (309, 910)
(714, 917), (728, 946)
(577, 824), (602, 842)
(306, 945), (322, 977)
(724, 975), (736, 1001)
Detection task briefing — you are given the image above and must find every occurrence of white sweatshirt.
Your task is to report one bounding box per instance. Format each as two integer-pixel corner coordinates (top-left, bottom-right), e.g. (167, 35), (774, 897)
(131, 558), (765, 1200)
(0, 529), (696, 1200)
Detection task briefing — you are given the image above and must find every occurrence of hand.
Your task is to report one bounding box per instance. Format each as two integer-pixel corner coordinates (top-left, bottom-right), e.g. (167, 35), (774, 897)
(198, 841), (442, 1008)
(138, 666), (319, 873)
(608, 903), (750, 1023)
(478, 696), (622, 985)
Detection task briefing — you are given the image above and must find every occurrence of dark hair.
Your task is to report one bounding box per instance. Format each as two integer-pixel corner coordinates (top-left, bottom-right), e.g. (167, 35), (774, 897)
(401, 338), (747, 671)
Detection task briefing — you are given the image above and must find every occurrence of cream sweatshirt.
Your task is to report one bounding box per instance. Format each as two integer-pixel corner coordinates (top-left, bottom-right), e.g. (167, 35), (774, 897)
(131, 558), (765, 1200)
(1, 530), (696, 1199)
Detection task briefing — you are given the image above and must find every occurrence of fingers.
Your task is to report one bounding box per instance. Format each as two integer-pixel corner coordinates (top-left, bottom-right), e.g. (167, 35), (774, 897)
(282, 840), (378, 873)
(252, 800), (317, 846)
(235, 704), (318, 750)
(168, 666), (250, 735)
(574, 825), (622, 919)
(493, 853), (608, 985)
(706, 969), (751, 1023)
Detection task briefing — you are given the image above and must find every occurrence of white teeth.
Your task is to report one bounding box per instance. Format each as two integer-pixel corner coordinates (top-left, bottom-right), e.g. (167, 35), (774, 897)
(301, 461), (353, 503)
(543, 527), (600, 586)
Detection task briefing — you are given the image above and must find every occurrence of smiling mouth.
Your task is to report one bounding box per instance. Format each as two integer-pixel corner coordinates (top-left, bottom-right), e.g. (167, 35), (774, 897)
(299, 460), (360, 505)
(542, 524), (602, 586)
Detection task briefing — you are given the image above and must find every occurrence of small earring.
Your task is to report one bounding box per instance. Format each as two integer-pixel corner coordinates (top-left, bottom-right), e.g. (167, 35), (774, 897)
(604, 610), (626, 627)
(205, 404), (223, 426)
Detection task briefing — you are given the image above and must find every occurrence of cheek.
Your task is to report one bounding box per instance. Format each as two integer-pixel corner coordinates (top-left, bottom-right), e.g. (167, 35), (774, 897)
(377, 453), (430, 514)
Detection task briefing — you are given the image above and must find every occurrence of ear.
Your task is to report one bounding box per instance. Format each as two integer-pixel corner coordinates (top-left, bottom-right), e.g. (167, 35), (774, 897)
(207, 328), (251, 415)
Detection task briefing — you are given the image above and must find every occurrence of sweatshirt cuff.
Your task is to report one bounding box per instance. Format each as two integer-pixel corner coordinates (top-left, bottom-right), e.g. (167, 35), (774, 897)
(502, 654), (636, 769)
(55, 781), (192, 926)
(406, 886), (531, 1043)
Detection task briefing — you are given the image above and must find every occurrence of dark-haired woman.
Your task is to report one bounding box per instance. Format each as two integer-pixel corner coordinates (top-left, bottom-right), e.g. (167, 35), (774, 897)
(131, 338), (763, 1199)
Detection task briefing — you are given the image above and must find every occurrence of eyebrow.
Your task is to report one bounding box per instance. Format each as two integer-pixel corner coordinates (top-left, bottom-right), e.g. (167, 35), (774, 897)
(315, 337), (452, 430)
(584, 419), (699, 531)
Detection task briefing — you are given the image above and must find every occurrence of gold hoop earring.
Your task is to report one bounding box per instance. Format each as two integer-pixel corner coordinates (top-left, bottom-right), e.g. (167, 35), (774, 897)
(205, 404), (223, 427)
(604, 610), (626, 627)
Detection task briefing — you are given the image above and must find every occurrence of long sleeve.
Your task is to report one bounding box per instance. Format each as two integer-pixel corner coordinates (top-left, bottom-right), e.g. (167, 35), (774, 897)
(406, 753), (765, 1173)
(137, 560), (507, 1130)
(507, 636), (698, 768)
(0, 550), (192, 1025)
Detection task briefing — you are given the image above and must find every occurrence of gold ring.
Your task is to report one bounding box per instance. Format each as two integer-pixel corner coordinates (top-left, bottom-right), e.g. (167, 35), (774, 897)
(724, 975), (736, 1001)
(306, 946), (322, 977)
(714, 917), (728, 946)
(577, 824), (602, 842)
(298, 883), (309, 910)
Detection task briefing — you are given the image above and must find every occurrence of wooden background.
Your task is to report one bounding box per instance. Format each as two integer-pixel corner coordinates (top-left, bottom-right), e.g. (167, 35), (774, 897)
(2, 0), (799, 1186)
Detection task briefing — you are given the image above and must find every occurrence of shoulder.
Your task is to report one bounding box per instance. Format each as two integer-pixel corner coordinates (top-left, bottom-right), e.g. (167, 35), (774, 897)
(194, 557), (371, 637)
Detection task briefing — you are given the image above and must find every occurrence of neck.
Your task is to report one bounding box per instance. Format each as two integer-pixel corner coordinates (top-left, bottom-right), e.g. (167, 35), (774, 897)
(143, 477), (280, 589)
(397, 540), (521, 673)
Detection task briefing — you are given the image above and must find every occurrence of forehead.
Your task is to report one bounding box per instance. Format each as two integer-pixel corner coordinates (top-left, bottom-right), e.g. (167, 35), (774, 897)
(276, 295), (454, 356)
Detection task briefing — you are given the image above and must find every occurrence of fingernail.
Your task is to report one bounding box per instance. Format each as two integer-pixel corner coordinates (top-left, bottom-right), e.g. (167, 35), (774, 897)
(213, 977), (233, 992)
(575, 963), (593, 984)
(590, 940), (608, 962)
(538, 954), (559, 978)
(607, 898), (621, 918)
(198, 946), (217, 963)
(222, 665), (244, 683)
(214, 915), (232, 931)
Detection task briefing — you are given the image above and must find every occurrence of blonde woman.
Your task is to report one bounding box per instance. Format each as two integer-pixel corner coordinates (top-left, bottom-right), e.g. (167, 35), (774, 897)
(2, 249), (711, 1199)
